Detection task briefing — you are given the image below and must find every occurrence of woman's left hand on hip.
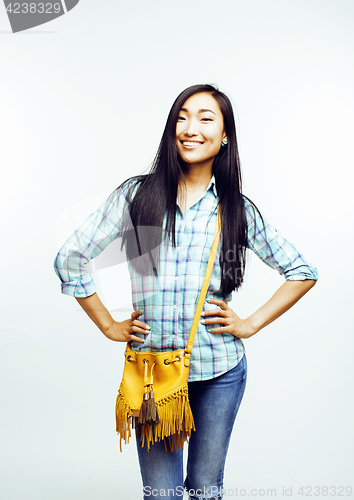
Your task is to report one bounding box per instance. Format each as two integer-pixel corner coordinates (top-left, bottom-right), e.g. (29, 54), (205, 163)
(200, 298), (255, 339)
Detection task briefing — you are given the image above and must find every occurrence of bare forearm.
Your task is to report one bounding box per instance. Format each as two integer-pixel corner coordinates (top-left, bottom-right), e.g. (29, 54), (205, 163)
(247, 279), (316, 335)
(75, 293), (114, 334)
(203, 279), (316, 338)
(75, 293), (149, 343)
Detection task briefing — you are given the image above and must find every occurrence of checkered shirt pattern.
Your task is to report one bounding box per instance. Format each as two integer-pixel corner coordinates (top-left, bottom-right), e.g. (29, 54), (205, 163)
(54, 177), (318, 381)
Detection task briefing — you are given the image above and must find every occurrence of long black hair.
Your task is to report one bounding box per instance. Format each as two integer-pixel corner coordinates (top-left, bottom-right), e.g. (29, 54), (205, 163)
(118, 84), (263, 296)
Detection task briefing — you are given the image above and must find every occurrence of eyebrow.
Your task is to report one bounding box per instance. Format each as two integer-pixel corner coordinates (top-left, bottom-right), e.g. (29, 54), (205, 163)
(180, 107), (217, 115)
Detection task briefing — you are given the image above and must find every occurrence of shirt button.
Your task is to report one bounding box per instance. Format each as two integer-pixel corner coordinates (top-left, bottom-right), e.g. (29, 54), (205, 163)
(175, 277), (178, 281)
(173, 305), (177, 310)
(176, 246), (180, 252)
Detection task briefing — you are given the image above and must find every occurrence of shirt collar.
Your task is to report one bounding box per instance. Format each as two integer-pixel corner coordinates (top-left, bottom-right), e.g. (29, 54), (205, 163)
(206, 175), (218, 197)
(176, 175), (218, 211)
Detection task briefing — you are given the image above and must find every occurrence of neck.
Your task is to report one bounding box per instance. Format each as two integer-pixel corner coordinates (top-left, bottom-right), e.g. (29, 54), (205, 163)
(177, 162), (214, 214)
(180, 161), (213, 192)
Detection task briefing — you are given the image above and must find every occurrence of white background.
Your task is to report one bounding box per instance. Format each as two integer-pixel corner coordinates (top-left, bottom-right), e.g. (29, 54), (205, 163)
(0, 1), (353, 499)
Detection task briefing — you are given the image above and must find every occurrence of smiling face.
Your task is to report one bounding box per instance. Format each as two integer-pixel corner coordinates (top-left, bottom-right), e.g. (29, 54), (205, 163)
(176, 92), (227, 172)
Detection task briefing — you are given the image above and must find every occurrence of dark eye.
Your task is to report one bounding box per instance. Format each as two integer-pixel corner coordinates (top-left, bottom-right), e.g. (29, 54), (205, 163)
(201, 118), (212, 122)
(177, 116), (186, 121)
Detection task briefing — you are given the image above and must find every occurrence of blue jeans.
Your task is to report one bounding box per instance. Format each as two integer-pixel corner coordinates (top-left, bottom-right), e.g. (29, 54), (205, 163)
(136, 355), (247, 500)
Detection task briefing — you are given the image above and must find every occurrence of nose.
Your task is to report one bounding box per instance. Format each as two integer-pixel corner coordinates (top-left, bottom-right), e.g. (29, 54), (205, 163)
(184, 118), (198, 137)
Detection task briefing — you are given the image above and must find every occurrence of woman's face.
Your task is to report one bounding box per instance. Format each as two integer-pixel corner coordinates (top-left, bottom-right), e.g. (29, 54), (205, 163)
(176, 92), (226, 170)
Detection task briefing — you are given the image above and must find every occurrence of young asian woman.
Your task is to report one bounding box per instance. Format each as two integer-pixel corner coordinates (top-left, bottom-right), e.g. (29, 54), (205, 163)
(54, 84), (317, 500)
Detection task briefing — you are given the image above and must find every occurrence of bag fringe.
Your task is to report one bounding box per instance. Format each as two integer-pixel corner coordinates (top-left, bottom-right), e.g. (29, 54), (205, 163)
(115, 383), (134, 452)
(115, 383), (195, 452)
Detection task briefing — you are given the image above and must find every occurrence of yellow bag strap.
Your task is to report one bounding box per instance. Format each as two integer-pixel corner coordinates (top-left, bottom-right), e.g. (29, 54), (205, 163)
(184, 205), (221, 366)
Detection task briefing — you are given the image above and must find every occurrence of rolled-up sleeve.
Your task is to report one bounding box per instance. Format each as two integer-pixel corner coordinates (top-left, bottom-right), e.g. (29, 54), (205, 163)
(244, 199), (318, 281)
(54, 180), (134, 297)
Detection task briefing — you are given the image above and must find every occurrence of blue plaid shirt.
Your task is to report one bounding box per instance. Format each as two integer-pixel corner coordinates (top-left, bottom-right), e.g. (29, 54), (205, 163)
(54, 177), (318, 381)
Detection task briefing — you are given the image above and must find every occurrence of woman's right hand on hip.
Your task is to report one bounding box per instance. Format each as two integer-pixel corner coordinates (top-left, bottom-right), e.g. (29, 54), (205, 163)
(103, 309), (150, 343)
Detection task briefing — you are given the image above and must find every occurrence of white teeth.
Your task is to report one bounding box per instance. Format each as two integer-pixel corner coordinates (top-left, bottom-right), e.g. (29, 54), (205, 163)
(183, 141), (202, 147)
